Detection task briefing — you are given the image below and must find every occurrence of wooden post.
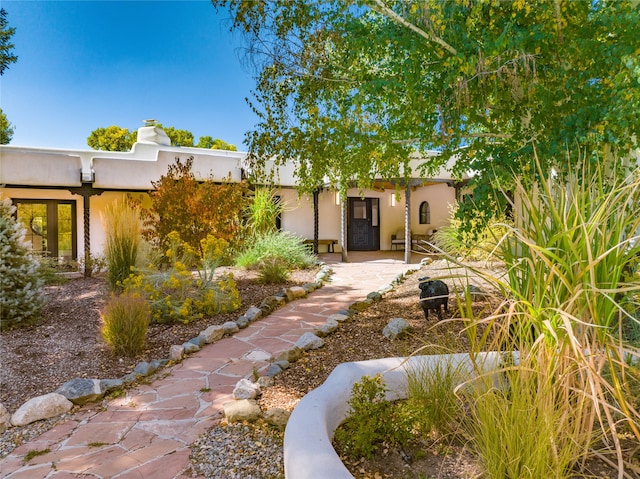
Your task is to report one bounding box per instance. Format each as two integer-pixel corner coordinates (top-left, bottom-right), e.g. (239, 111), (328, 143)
(341, 196), (348, 262)
(404, 183), (411, 264)
(313, 188), (319, 255)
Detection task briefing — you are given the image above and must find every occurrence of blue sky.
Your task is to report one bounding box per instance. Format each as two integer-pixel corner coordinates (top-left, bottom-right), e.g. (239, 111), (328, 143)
(0, 0), (257, 150)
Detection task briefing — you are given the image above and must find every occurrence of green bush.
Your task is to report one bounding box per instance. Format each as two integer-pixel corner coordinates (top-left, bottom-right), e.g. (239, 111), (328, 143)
(333, 374), (413, 460)
(123, 232), (240, 323)
(101, 292), (150, 356)
(102, 200), (142, 291)
(235, 231), (316, 270)
(245, 188), (284, 237)
(0, 198), (45, 329)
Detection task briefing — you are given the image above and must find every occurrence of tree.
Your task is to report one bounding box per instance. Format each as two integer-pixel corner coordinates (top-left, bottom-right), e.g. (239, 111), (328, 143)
(0, 8), (17, 76)
(196, 135), (238, 151)
(87, 126), (135, 151)
(140, 156), (247, 255)
(161, 126), (194, 147)
(0, 107), (14, 144)
(0, 199), (45, 329)
(212, 0), (640, 213)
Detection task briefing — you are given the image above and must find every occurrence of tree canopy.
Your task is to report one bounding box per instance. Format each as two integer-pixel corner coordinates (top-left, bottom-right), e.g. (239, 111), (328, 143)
(87, 124), (237, 151)
(0, 8), (17, 76)
(212, 0), (640, 204)
(0, 108), (13, 145)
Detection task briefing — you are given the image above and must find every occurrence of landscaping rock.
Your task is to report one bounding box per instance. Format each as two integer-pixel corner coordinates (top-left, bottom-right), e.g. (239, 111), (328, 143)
(189, 335), (207, 347)
(200, 325), (224, 343)
(222, 321), (240, 335)
(56, 378), (103, 405)
(223, 399), (261, 423)
(122, 372), (139, 385)
(288, 286), (307, 300)
(303, 282), (317, 293)
(366, 291), (383, 302)
(134, 361), (158, 377)
(295, 332), (324, 351)
(266, 363), (284, 377)
(233, 379), (261, 400)
(327, 312), (349, 323)
(99, 378), (124, 393)
(236, 316), (250, 329)
(276, 346), (302, 363)
(264, 407), (290, 429)
(0, 403), (10, 432)
(382, 317), (412, 340)
(182, 342), (201, 354)
(170, 344), (185, 360)
(349, 299), (373, 313)
(257, 376), (275, 388)
(244, 306), (262, 322)
(316, 318), (339, 337)
(11, 393), (73, 427)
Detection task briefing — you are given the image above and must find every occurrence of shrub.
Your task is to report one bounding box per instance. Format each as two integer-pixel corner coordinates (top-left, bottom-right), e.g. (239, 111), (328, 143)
(140, 157), (247, 256)
(245, 188), (284, 237)
(101, 292), (150, 356)
(123, 232), (240, 323)
(235, 231), (316, 270)
(0, 198), (45, 329)
(333, 374), (413, 460)
(102, 200), (142, 291)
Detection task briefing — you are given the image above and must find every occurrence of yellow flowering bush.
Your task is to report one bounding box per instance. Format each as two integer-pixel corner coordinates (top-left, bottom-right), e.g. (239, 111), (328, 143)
(123, 232), (239, 324)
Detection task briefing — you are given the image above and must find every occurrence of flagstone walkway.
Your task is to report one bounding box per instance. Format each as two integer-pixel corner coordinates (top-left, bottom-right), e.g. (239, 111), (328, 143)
(0, 252), (420, 479)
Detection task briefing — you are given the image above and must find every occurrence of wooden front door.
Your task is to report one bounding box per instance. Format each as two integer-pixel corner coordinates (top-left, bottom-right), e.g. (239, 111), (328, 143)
(347, 198), (380, 251)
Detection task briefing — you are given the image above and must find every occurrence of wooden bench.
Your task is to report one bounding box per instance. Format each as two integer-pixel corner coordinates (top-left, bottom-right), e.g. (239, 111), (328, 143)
(303, 239), (338, 253)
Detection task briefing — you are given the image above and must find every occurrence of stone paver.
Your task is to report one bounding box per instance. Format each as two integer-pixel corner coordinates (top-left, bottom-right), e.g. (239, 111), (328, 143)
(0, 253), (419, 479)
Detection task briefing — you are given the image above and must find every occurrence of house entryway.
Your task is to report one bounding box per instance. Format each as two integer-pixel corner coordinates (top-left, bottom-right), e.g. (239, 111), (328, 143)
(347, 197), (380, 251)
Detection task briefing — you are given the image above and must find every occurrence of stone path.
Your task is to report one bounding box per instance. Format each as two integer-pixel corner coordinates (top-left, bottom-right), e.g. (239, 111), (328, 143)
(0, 253), (419, 479)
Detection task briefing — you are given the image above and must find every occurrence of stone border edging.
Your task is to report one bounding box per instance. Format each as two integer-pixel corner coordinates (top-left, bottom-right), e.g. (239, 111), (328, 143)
(1, 264), (334, 430)
(283, 352), (505, 479)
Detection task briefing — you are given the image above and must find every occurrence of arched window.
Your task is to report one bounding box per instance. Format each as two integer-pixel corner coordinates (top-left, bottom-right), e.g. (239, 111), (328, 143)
(419, 201), (430, 225)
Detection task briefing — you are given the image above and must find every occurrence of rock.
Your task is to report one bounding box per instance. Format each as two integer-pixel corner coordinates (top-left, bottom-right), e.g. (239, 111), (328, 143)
(349, 299), (373, 313)
(266, 363), (284, 377)
(183, 341), (201, 354)
(276, 346), (302, 363)
(316, 318), (339, 337)
(244, 306), (262, 322)
(236, 316), (250, 329)
(303, 282), (317, 293)
(273, 360), (290, 370)
(327, 313), (349, 323)
(378, 284), (393, 294)
(264, 408), (290, 429)
(200, 325), (225, 343)
(223, 399), (261, 423)
(170, 344), (185, 360)
(0, 403), (10, 432)
(56, 378), (103, 405)
(11, 393), (73, 427)
(189, 335), (207, 347)
(99, 378), (124, 393)
(366, 291), (382, 302)
(288, 286), (307, 299)
(295, 332), (324, 351)
(257, 376), (275, 388)
(382, 317), (412, 340)
(134, 361), (158, 377)
(222, 321), (240, 335)
(122, 372), (139, 385)
(233, 379), (261, 400)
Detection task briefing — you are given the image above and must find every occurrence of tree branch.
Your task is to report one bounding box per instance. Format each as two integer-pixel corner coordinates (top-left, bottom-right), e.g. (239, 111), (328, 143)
(368, 0), (457, 56)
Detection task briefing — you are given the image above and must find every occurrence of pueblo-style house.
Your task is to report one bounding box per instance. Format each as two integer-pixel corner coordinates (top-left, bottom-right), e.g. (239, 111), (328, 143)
(0, 123), (466, 269)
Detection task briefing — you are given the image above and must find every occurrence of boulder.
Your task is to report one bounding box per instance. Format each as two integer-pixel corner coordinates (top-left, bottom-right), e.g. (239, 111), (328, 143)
(244, 306), (263, 322)
(223, 399), (261, 423)
(182, 341), (201, 354)
(56, 378), (103, 405)
(134, 361), (158, 377)
(276, 346), (302, 363)
(222, 321), (240, 335)
(200, 324), (225, 343)
(11, 393), (73, 427)
(0, 403), (11, 432)
(170, 344), (185, 360)
(316, 318), (339, 337)
(233, 379), (261, 400)
(382, 318), (412, 340)
(189, 335), (207, 347)
(295, 332), (324, 351)
(264, 408), (290, 429)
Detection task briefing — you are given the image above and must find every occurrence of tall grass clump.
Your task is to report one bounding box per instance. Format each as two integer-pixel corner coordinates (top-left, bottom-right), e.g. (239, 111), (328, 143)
(102, 200), (142, 292)
(461, 154), (640, 476)
(101, 292), (150, 356)
(245, 188), (284, 237)
(235, 230), (316, 271)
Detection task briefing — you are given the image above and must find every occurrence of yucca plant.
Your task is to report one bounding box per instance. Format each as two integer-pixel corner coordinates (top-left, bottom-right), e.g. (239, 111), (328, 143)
(102, 200), (142, 291)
